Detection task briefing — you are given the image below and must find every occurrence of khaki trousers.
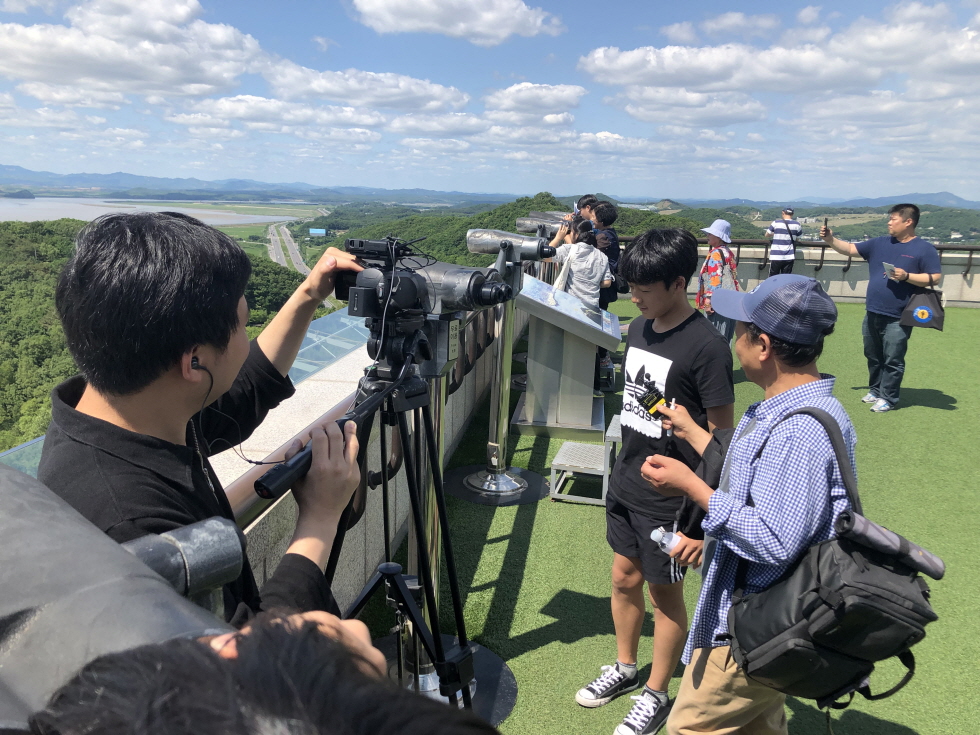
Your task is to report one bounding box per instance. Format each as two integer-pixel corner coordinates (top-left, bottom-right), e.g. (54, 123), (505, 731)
(666, 646), (787, 735)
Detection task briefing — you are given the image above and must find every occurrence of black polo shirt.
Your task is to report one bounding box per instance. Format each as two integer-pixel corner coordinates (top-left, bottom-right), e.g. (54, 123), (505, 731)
(38, 340), (337, 624)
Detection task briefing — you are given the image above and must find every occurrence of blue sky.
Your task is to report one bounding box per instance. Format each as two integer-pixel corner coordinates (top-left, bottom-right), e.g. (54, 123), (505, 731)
(2, 0), (979, 200)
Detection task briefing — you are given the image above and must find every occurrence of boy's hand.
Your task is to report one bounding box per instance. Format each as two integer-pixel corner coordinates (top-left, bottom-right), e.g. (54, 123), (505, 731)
(703, 296), (714, 315)
(669, 532), (703, 568)
(641, 454), (697, 497)
(306, 246), (363, 302)
(287, 420), (360, 524)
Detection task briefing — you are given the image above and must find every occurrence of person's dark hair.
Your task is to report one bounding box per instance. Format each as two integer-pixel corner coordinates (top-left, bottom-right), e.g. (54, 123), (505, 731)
(618, 228), (698, 290)
(573, 219), (597, 247)
(744, 322), (835, 368)
(592, 201), (618, 227)
(31, 615), (499, 735)
(888, 203), (920, 227)
(576, 194), (599, 211)
(56, 212), (252, 395)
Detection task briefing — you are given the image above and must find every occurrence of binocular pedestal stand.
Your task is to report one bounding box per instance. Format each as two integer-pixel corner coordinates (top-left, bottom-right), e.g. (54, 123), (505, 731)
(446, 288), (548, 507)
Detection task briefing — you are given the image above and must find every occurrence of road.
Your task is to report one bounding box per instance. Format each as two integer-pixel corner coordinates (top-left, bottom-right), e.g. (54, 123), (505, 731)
(267, 224), (287, 266)
(278, 225), (311, 275)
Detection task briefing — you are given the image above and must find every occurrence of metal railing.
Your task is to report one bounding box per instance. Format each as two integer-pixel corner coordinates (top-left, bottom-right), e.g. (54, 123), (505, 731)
(615, 237), (980, 277)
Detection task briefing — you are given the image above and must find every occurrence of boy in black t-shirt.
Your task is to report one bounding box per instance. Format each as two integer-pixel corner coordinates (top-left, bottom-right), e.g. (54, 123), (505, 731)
(575, 228), (734, 735)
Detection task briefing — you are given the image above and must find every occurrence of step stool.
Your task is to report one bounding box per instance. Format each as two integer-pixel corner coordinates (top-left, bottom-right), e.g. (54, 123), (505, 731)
(549, 414), (622, 506)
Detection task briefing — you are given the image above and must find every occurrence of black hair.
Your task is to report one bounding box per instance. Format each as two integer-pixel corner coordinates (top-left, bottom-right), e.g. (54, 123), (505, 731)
(744, 322), (835, 368)
(592, 201), (618, 227)
(618, 228), (698, 290)
(888, 203), (920, 227)
(31, 615), (499, 735)
(576, 194), (598, 211)
(573, 219), (597, 247)
(56, 212), (252, 396)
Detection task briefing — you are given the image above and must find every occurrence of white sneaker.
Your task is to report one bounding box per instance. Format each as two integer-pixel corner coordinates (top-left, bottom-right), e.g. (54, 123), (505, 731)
(870, 398), (894, 413)
(861, 392), (878, 404)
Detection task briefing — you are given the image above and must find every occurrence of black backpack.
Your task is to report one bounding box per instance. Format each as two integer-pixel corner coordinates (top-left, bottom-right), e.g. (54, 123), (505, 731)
(724, 408), (943, 710)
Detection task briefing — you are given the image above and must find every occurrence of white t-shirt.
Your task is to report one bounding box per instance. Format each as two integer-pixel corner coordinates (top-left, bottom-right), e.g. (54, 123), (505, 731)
(553, 242), (612, 310)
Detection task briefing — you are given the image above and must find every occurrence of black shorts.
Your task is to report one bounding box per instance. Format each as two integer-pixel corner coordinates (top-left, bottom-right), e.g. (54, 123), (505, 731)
(768, 259), (795, 277)
(606, 494), (686, 586)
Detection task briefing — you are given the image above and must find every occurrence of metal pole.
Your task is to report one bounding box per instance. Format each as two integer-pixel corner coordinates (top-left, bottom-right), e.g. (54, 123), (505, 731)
(456, 265), (547, 504)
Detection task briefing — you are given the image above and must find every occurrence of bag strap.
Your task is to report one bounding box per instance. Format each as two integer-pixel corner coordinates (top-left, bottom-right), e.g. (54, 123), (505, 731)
(858, 651), (916, 701)
(732, 407), (862, 597)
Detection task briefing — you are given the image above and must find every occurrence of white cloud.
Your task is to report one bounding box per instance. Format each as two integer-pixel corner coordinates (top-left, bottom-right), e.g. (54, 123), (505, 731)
(618, 87), (767, 127)
(399, 137), (471, 152)
(265, 60), (468, 110)
(16, 82), (127, 108)
(698, 129), (734, 142)
(580, 44), (878, 92)
(351, 0), (564, 47)
(484, 82), (587, 112)
(187, 95), (386, 127)
(661, 21), (697, 44)
(312, 36), (337, 52)
(797, 6), (822, 25)
(387, 113), (489, 135)
(700, 12), (780, 38)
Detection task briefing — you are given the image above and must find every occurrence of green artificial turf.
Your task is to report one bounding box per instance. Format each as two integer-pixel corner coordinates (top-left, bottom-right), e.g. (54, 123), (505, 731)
(372, 300), (979, 734)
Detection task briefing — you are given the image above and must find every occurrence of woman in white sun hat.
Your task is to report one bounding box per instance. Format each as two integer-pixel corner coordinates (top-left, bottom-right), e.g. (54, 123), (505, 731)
(695, 219), (740, 343)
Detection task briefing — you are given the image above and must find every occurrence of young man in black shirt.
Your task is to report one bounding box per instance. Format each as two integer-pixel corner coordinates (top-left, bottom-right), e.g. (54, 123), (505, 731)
(575, 228), (735, 735)
(38, 212), (363, 625)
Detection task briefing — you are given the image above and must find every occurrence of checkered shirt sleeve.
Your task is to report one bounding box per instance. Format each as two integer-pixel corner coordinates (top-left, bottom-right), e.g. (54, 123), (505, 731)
(682, 377), (856, 664)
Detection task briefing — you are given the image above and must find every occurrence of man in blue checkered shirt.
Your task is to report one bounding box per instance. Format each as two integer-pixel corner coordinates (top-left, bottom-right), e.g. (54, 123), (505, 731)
(642, 275), (856, 735)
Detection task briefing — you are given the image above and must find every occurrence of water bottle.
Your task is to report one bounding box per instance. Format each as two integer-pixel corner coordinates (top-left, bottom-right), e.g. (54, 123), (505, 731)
(650, 526), (679, 553)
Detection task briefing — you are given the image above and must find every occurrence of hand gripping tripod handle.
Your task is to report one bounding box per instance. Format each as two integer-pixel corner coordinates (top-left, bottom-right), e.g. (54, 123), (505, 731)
(253, 415), (356, 500)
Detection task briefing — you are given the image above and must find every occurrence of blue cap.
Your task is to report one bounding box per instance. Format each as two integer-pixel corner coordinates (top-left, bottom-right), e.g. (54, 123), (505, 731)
(711, 275), (837, 345)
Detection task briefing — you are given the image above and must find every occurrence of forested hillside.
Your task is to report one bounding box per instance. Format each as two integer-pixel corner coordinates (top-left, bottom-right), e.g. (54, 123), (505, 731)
(0, 222), (313, 452)
(0, 220), (80, 451)
(301, 192), (707, 267)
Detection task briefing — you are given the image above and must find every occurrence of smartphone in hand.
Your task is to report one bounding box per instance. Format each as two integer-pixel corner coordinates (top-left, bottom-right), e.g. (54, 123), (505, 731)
(883, 261), (897, 277)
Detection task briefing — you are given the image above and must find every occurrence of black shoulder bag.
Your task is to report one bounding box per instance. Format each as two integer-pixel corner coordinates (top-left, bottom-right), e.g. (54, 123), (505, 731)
(899, 274), (945, 331)
(725, 408), (943, 709)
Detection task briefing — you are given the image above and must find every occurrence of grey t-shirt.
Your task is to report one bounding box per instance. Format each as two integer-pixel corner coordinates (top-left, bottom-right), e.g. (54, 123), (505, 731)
(554, 242), (612, 310)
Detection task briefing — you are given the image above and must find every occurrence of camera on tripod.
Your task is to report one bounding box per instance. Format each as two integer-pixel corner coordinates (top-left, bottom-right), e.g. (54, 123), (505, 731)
(334, 237), (512, 318)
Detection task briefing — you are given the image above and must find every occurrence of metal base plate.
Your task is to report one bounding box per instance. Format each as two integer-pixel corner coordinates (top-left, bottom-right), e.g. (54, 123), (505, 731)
(510, 393), (606, 440)
(373, 633), (517, 727)
(511, 374), (527, 391)
(444, 465), (549, 506)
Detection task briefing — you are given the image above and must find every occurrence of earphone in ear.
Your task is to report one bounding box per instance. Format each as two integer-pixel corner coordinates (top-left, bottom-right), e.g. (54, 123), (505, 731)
(191, 357), (201, 370)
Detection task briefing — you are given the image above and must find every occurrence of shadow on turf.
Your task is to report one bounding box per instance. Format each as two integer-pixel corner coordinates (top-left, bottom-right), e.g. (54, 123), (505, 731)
(786, 696), (920, 734)
(849, 385), (957, 411)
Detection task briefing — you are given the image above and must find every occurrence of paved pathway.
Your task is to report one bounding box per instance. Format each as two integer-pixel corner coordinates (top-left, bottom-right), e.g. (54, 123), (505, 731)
(267, 224), (287, 266)
(279, 225), (311, 275)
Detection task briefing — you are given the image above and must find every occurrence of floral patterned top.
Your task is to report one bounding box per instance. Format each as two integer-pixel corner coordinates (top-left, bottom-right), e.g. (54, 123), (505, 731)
(696, 245), (740, 310)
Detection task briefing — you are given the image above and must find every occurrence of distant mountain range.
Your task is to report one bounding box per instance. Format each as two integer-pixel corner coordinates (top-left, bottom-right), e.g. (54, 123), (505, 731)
(0, 164), (515, 205)
(674, 192), (980, 210)
(2, 164), (978, 211)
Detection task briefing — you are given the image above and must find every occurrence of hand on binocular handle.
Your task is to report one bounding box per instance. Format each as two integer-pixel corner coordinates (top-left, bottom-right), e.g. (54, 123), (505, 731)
(287, 420), (360, 528)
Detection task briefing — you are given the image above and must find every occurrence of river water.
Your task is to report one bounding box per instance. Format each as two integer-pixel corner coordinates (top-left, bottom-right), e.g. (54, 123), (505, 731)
(0, 197), (296, 225)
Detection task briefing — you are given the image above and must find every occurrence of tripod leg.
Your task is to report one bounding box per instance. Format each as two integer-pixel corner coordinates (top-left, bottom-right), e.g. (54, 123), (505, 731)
(395, 410), (457, 706)
(380, 402), (392, 562)
(421, 402), (474, 709)
(421, 402), (469, 646)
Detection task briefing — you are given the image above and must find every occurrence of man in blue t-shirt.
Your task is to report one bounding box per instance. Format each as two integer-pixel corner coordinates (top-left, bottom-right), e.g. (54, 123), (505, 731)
(820, 203), (941, 412)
